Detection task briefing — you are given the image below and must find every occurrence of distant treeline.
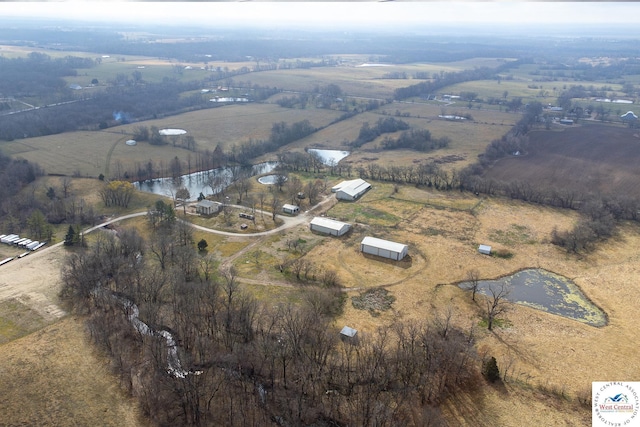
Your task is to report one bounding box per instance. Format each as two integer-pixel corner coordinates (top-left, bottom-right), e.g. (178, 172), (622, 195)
(0, 81), (279, 141)
(0, 52), (94, 102)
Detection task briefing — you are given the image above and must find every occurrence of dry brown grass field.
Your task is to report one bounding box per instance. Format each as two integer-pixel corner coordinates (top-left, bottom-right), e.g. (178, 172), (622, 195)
(246, 66), (418, 99)
(0, 104), (342, 177)
(484, 123), (640, 199)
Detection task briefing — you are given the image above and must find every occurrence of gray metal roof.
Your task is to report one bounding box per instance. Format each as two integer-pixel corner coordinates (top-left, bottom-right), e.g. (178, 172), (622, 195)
(310, 217), (350, 231)
(361, 236), (408, 253)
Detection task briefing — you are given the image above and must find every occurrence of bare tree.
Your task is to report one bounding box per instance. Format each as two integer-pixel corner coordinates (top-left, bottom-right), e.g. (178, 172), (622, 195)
(466, 269), (480, 301)
(485, 282), (511, 331)
(175, 187), (191, 215)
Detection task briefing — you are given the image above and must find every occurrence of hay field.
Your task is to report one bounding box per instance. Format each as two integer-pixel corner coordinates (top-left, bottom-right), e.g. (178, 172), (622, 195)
(0, 103), (342, 177)
(246, 67), (415, 99)
(301, 185), (639, 416)
(0, 317), (145, 427)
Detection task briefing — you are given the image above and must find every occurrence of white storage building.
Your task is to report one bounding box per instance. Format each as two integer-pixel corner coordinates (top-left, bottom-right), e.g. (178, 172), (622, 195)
(310, 217), (351, 237)
(196, 200), (222, 215)
(360, 236), (408, 261)
(478, 244), (492, 255)
(282, 204), (300, 215)
(332, 179), (371, 201)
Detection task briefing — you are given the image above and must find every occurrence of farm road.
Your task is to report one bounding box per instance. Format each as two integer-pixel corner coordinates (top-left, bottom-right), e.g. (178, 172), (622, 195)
(0, 195), (338, 320)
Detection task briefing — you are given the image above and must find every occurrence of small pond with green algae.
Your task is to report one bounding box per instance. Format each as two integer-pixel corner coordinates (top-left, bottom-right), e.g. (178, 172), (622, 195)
(459, 268), (607, 327)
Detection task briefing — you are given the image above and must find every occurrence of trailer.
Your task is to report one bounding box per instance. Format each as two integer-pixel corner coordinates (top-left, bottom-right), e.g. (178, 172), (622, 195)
(1, 234), (18, 244)
(26, 241), (40, 250)
(32, 242), (47, 251)
(16, 238), (30, 247)
(18, 252), (30, 258)
(0, 257), (14, 266)
(19, 239), (33, 248)
(5, 236), (20, 244)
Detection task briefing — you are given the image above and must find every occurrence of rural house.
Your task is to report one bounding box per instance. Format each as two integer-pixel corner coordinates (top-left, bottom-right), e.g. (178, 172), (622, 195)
(310, 217), (351, 236)
(196, 200), (222, 215)
(282, 204), (300, 215)
(360, 236), (408, 261)
(332, 178), (371, 201)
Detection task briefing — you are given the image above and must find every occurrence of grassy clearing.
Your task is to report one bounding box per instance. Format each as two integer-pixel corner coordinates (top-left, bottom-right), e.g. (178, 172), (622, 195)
(0, 317), (145, 427)
(0, 299), (48, 344)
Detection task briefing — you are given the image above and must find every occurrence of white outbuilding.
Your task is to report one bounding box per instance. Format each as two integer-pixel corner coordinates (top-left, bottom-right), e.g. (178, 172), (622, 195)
(332, 178), (371, 201)
(196, 200), (222, 215)
(360, 236), (408, 261)
(478, 244), (492, 255)
(282, 204), (300, 215)
(310, 217), (351, 237)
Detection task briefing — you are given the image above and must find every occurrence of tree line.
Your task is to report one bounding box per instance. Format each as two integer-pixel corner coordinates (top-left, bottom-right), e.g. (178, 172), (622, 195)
(60, 218), (483, 426)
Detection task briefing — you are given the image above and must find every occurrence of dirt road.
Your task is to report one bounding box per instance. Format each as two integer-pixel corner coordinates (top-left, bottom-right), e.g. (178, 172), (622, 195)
(0, 195), (337, 319)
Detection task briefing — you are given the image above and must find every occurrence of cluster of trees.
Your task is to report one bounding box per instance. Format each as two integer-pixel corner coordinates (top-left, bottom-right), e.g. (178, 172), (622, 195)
(60, 222), (481, 425)
(226, 119), (316, 165)
(381, 129), (451, 152)
(0, 52), (94, 102)
(352, 117), (410, 147)
(98, 180), (135, 208)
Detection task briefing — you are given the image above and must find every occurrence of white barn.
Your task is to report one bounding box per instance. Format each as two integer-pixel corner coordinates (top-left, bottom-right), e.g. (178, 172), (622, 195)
(360, 236), (408, 261)
(310, 217), (351, 236)
(282, 204), (300, 215)
(196, 200), (222, 215)
(332, 179), (371, 201)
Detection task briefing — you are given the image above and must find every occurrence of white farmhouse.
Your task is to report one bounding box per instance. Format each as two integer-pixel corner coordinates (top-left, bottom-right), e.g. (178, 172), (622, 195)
(360, 236), (408, 261)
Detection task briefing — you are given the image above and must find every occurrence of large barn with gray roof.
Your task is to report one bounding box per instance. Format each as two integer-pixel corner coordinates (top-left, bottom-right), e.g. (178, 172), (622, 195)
(360, 236), (408, 261)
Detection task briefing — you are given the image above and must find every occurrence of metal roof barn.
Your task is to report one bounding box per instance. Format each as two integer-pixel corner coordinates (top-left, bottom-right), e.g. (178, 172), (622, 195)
(360, 236), (408, 261)
(332, 179), (371, 201)
(310, 217), (351, 236)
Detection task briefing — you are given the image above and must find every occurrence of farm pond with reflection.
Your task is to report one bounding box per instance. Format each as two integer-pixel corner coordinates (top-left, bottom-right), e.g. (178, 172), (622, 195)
(459, 268), (607, 327)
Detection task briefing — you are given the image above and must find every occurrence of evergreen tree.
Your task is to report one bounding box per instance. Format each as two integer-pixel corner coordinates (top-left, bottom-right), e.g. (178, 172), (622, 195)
(483, 356), (500, 383)
(197, 239), (208, 252)
(64, 225), (76, 246)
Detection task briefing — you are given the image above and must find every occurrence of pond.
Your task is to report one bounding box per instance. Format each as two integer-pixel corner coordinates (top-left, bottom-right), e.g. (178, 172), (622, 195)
(134, 162), (277, 201)
(308, 148), (350, 166)
(257, 174), (286, 185)
(459, 268), (607, 327)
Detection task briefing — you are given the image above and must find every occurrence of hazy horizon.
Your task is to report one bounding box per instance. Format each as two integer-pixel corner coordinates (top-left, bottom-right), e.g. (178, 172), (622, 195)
(1, 2), (639, 33)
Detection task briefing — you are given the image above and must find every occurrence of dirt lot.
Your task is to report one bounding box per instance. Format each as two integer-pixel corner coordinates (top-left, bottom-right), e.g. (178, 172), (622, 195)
(483, 123), (640, 199)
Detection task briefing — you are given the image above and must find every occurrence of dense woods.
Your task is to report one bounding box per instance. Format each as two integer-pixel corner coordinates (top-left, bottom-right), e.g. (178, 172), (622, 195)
(60, 220), (481, 426)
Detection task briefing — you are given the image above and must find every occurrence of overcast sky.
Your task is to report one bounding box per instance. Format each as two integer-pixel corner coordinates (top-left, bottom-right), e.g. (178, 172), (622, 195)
(1, 2), (638, 29)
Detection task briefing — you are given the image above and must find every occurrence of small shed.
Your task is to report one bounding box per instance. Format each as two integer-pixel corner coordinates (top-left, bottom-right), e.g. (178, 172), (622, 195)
(282, 204), (300, 215)
(332, 179), (371, 201)
(310, 217), (351, 237)
(196, 200), (222, 215)
(125, 139), (137, 146)
(478, 244), (492, 255)
(360, 236), (408, 261)
(340, 326), (357, 338)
